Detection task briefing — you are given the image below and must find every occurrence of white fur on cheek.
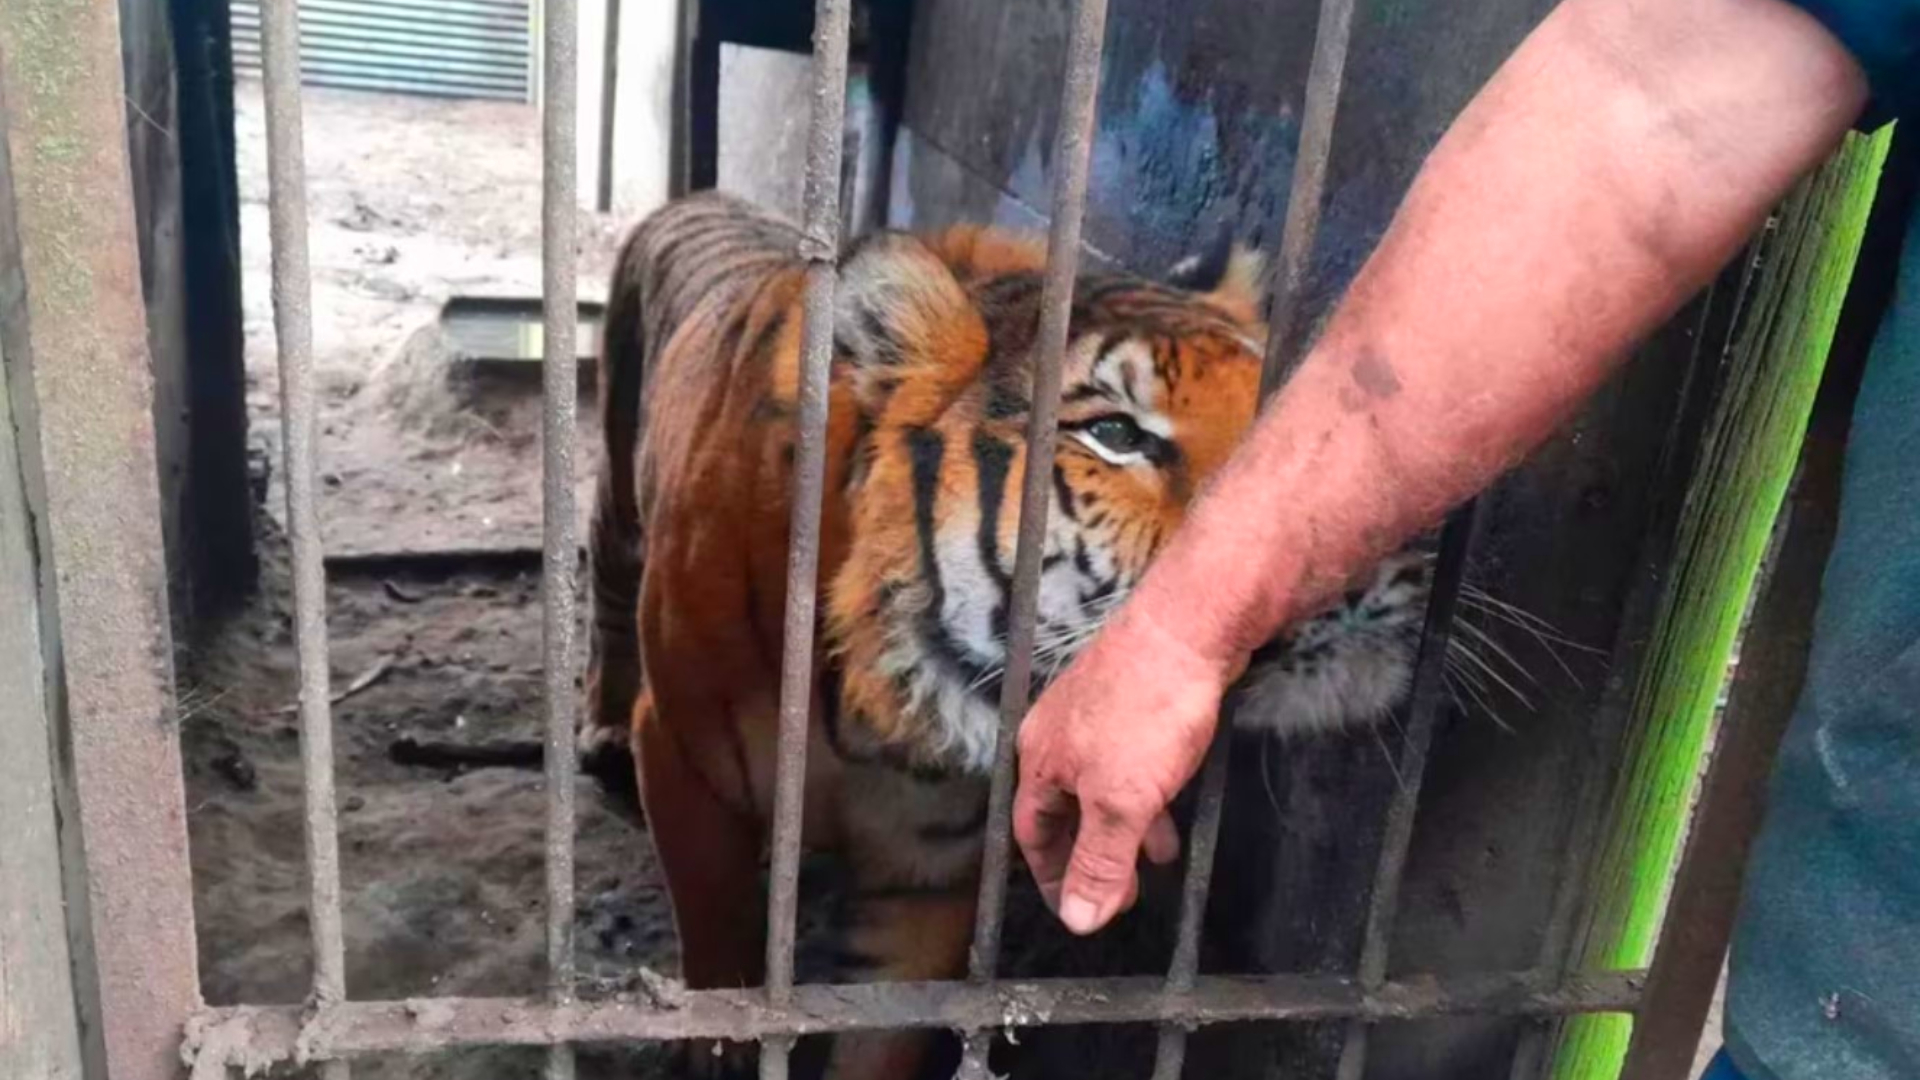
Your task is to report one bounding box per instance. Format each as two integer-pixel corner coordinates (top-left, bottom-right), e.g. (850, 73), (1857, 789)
(1231, 639), (1415, 737)
(1228, 554), (1431, 737)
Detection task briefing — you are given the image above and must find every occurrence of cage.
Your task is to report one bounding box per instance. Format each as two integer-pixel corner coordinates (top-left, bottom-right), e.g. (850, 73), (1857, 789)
(0, 1), (1911, 1079)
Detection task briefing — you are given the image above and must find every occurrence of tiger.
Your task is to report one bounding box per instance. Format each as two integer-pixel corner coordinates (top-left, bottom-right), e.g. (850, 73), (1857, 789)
(582, 191), (1432, 1080)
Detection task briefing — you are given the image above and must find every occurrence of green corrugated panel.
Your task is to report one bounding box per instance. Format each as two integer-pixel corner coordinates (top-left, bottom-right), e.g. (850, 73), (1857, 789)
(231, 0), (533, 102)
(1551, 124), (1895, 1080)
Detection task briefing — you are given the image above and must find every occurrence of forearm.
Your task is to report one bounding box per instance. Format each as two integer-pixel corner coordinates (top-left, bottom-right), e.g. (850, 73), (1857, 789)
(1134, 0), (1866, 671)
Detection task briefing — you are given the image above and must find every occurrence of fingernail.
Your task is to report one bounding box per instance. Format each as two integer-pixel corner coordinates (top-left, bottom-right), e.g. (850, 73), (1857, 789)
(1061, 894), (1100, 935)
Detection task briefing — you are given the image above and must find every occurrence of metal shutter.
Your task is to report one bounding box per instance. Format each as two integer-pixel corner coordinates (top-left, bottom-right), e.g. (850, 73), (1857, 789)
(231, 0), (534, 102)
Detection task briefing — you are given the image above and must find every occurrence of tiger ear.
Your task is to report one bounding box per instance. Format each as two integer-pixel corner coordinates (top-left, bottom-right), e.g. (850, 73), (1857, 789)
(1166, 231), (1267, 327)
(835, 232), (987, 415)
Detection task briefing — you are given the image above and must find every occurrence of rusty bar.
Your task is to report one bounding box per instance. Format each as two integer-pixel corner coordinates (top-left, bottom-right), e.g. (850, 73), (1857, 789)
(185, 968), (1646, 1070)
(967, 0), (1113, 993)
(258, 0), (350, 1074)
(762, 3), (852, 1079)
(594, 0), (620, 213)
(1146, 730), (1232, 1080)
(1260, 0), (1358, 396)
(1333, 503), (1478, 1080)
(0, 0), (202, 1074)
(1150, 1), (1358, 1072)
(540, 0), (582, 1074)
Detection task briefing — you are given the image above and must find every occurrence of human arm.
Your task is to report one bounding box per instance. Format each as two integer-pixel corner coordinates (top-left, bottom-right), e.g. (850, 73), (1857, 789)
(1016, 0), (1870, 936)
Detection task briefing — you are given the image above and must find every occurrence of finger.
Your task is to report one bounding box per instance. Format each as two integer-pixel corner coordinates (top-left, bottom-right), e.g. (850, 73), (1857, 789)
(1142, 811), (1181, 866)
(1058, 795), (1152, 935)
(1014, 774), (1078, 914)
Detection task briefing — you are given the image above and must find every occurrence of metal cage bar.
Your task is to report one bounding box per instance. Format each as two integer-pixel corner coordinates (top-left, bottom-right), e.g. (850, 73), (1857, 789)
(1334, 504), (1477, 1080)
(539, 0), (582, 1075)
(967, 0), (1113, 979)
(1262, 0), (1359, 393)
(79, 0), (1777, 1065)
(958, 1), (1111, 1072)
(0, 1), (203, 1076)
(1149, 0), (1360, 1072)
(761, 2), (854, 1078)
(1147, 733), (1233, 1080)
(258, 3), (351, 1079)
(185, 968), (1645, 1065)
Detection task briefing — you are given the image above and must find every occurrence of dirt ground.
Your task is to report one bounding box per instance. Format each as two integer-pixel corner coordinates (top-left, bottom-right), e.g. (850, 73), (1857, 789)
(185, 79), (658, 1080)
(183, 81), (1176, 1080)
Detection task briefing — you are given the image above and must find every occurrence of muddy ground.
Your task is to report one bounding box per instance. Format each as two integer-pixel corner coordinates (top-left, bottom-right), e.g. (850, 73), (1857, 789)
(181, 82), (1192, 1080)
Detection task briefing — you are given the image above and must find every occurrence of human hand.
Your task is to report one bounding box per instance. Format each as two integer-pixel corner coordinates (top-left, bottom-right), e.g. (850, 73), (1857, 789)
(1014, 601), (1243, 935)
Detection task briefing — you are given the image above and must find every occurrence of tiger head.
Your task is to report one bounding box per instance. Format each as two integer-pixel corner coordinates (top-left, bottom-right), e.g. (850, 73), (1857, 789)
(825, 229), (1431, 775)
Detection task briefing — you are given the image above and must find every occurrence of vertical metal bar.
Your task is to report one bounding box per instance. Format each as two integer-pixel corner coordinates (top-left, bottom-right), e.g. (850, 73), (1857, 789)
(0, 1), (202, 1074)
(1146, 732), (1231, 1080)
(1332, 504), (1477, 1080)
(667, 0), (698, 198)
(762, 2), (852, 1078)
(258, 2), (349, 1077)
(956, 5), (1109, 1072)
(1260, 0), (1358, 396)
(542, 0), (582, 1073)
(594, 0), (621, 213)
(966, 0), (1113, 988)
(1149, 1), (1358, 1074)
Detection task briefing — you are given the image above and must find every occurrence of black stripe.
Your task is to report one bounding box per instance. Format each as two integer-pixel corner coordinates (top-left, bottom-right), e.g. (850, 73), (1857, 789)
(857, 307), (905, 367)
(985, 379), (1026, 419)
(908, 426), (1004, 706)
(1053, 465), (1079, 523)
(973, 432), (1016, 652)
(970, 433), (1015, 590)
(908, 427), (947, 605)
(738, 303), (788, 369)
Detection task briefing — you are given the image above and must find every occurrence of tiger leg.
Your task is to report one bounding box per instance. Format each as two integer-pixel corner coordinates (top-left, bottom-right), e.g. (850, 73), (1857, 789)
(825, 763), (988, 1080)
(634, 695), (765, 1075)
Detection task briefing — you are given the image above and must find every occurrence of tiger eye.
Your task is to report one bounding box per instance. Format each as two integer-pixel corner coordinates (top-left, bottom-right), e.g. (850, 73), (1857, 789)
(1086, 415), (1148, 455)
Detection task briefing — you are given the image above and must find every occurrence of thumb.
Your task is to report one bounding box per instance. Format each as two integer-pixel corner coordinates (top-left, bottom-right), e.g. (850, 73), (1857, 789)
(1058, 797), (1151, 936)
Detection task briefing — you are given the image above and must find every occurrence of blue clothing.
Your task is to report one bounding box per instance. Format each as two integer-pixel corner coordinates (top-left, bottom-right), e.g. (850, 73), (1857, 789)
(1704, 1049), (1750, 1080)
(1787, 0), (1920, 129)
(1722, 184), (1920, 1080)
(1719, 5), (1920, 1076)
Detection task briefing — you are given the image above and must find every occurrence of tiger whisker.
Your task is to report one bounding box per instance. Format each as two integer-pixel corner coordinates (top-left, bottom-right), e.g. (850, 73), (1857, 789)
(1449, 636), (1535, 715)
(1444, 656), (1510, 733)
(1370, 718), (1411, 793)
(1457, 600), (1585, 684)
(1458, 587), (1604, 655)
(1460, 600), (1596, 656)
(1443, 654), (1491, 707)
(1451, 618), (1541, 689)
